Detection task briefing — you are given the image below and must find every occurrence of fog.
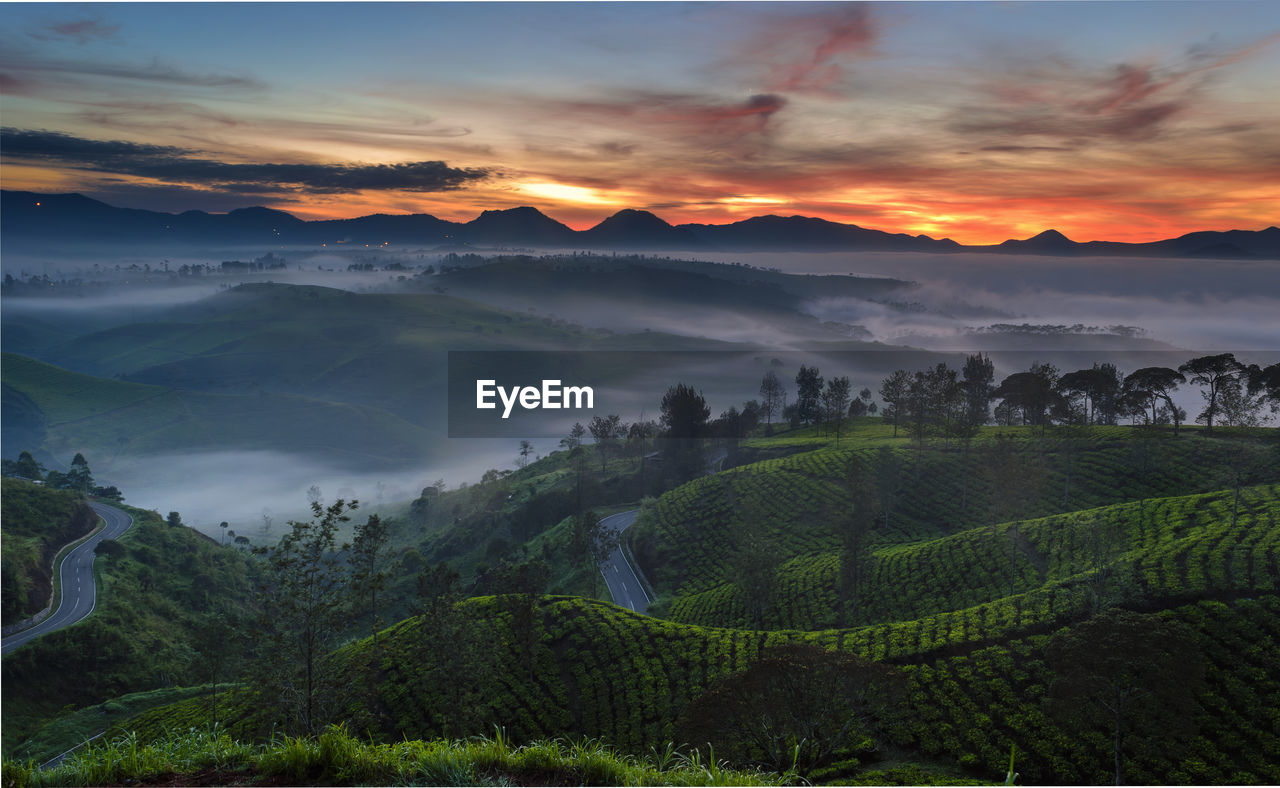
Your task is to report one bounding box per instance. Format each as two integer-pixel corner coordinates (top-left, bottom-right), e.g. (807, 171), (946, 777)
(5, 245), (1277, 535)
(104, 441), (561, 541)
(689, 251), (1280, 351)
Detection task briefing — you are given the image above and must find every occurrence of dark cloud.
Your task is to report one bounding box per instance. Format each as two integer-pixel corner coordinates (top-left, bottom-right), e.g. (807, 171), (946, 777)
(0, 53), (263, 90)
(2, 128), (191, 159)
(1, 128), (490, 194)
(555, 91), (787, 140)
(30, 16), (119, 44)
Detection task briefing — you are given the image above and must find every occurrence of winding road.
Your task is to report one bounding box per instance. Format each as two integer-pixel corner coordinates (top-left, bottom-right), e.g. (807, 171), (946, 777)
(598, 510), (652, 613)
(598, 448), (730, 613)
(2, 502), (133, 655)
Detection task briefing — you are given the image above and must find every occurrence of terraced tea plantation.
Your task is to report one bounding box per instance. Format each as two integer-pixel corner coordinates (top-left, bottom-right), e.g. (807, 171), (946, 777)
(44, 425), (1280, 785)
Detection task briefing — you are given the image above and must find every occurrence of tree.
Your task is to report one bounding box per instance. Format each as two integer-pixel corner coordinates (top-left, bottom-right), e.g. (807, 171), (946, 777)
(1216, 377), (1266, 427)
(794, 365), (823, 426)
(67, 453), (94, 492)
(560, 422), (586, 451)
(518, 440), (533, 468)
(1179, 353), (1244, 433)
(879, 370), (911, 437)
(253, 498), (355, 735)
(220, 521), (230, 545)
(839, 467), (878, 623)
(992, 365), (1058, 431)
(571, 510), (618, 596)
(412, 562), (494, 738)
(349, 513), (390, 643)
(10, 450), (44, 481)
(491, 557), (550, 681)
(821, 375), (852, 443)
(660, 383), (710, 480)
(759, 370), (785, 430)
(166, 511), (183, 529)
(960, 353), (995, 427)
(1046, 609), (1205, 785)
(1123, 367), (1186, 434)
(1245, 361), (1280, 414)
(588, 414), (624, 472)
(874, 446), (902, 532)
(848, 387), (873, 418)
(676, 644), (906, 775)
(733, 512), (780, 629)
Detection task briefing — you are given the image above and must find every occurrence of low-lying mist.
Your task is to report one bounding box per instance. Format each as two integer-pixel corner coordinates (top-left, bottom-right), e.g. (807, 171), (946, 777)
(103, 441), (561, 541)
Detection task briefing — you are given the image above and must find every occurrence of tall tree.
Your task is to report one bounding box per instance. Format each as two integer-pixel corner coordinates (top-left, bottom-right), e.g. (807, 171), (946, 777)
(1179, 353), (1244, 433)
(993, 365), (1058, 431)
(254, 498), (354, 735)
(588, 413), (624, 472)
(517, 439), (533, 468)
(412, 562), (494, 738)
(349, 513), (389, 644)
(67, 453), (94, 492)
(879, 369), (911, 437)
(795, 365), (824, 426)
(1123, 367), (1186, 434)
(961, 353), (995, 427)
(1046, 609), (1205, 786)
(821, 375), (852, 443)
(660, 383), (710, 481)
(839, 467), (878, 623)
(560, 422), (586, 451)
(1245, 361), (1280, 414)
(758, 370), (785, 430)
(491, 557), (550, 682)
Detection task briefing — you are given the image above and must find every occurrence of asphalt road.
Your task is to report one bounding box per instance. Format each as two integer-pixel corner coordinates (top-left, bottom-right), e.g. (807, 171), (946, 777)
(2, 502), (133, 655)
(597, 510), (653, 613)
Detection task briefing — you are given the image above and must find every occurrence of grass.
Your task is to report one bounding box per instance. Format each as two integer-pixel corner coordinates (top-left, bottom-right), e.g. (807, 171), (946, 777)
(5, 685), (229, 766)
(2, 725), (791, 787)
(2, 508), (260, 756)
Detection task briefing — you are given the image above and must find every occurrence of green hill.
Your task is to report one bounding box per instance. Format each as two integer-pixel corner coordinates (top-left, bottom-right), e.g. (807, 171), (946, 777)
(1, 506), (260, 753)
(0, 479), (97, 625)
(1, 352), (436, 468)
(16, 423), (1280, 785)
(632, 425), (1276, 628)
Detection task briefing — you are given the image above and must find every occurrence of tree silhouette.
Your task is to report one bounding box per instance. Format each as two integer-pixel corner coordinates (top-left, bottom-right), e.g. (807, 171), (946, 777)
(1179, 353), (1243, 433)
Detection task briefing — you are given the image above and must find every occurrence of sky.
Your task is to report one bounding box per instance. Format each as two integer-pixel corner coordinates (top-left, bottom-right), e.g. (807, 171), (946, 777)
(1, 1), (1278, 244)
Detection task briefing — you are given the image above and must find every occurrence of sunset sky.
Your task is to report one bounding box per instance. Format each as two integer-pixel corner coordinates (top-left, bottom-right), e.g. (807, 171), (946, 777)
(1, 1), (1278, 244)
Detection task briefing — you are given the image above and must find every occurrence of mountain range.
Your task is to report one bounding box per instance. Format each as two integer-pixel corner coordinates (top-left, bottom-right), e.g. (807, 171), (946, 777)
(3, 190), (1278, 258)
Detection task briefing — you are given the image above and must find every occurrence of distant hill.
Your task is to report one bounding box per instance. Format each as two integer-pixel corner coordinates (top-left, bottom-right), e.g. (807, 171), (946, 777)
(3, 190), (1276, 257)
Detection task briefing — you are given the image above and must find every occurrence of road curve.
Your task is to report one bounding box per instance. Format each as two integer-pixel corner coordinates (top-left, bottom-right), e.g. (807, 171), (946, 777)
(2, 502), (133, 655)
(598, 510), (653, 613)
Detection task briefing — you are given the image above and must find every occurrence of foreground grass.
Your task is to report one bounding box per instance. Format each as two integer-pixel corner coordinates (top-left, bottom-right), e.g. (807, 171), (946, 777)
(6, 685), (229, 766)
(2, 725), (793, 787)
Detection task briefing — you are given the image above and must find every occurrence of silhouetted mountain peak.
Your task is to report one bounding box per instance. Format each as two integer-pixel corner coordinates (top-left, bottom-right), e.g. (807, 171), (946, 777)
(581, 208), (703, 249)
(590, 209), (673, 230)
(225, 206), (304, 226)
(463, 205), (574, 244)
(1031, 229), (1072, 242)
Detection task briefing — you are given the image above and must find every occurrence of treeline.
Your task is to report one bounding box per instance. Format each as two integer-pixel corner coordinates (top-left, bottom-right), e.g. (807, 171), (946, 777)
(1, 450), (123, 500)
(760, 352), (1278, 440)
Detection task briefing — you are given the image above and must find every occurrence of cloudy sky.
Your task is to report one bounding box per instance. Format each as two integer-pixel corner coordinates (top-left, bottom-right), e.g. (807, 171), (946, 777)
(2, 1), (1278, 243)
